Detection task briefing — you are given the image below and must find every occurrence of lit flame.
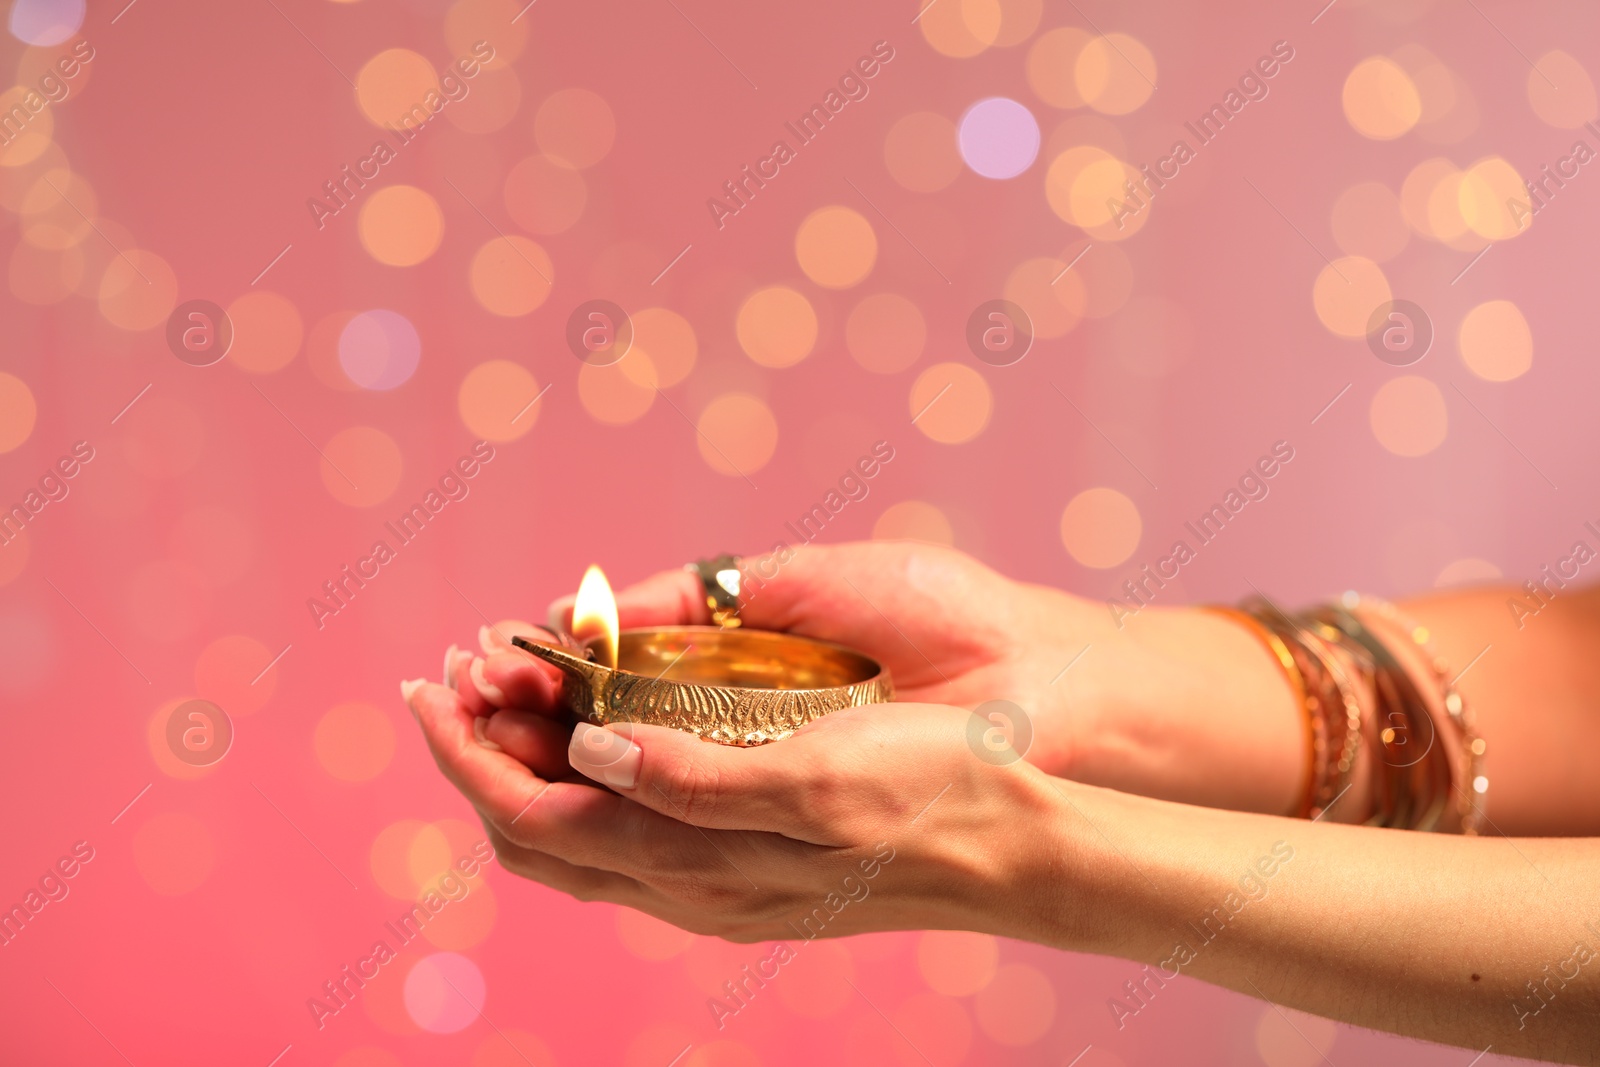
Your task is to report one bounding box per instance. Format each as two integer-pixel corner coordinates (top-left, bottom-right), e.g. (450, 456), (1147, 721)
(571, 564), (619, 669)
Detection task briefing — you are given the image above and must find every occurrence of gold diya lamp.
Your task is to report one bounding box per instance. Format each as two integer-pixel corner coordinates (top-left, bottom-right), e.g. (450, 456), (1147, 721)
(512, 566), (893, 746)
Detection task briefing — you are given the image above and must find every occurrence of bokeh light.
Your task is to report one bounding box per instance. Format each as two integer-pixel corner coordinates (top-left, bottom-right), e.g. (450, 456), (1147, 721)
(973, 962), (1056, 1045)
(795, 205), (878, 287)
(459, 360), (542, 440)
(444, 0), (528, 66)
(695, 394), (779, 476)
(884, 112), (962, 193)
(846, 292), (925, 374)
(957, 97), (1040, 179)
(340, 309), (421, 390)
(503, 154), (587, 234)
(1370, 376), (1448, 457)
(737, 286), (817, 368)
(1458, 299), (1532, 382)
(1343, 56), (1421, 140)
(919, 0), (1000, 58)
(1437, 557), (1502, 586)
(1330, 182), (1410, 262)
(917, 931), (998, 996)
(98, 249), (178, 331)
(631, 307), (697, 387)
(1075, 34), (1157, 115)
(320, 425), (404, 507)
(1027, 27), (1092, 108)
(1458, 157), (1528, 240)
(1528, 50), (1597, 128)
(0, 86), (54, 167)
(1312, 256), (1391, 339)
(194, 634), (278, 717)
(20, 169), (96, 249)
(0, 373), (38, 453)
(358, 185), (445, 266)
(909, 362), (991, 444)
(470, 236), (554, 316)
(535, 88), (616, 168)
(1005, 255), (1085, 338)
(314, 702), (397, 782)
(404, 952), (485, 1034)
(226, 290), (304, 374)
(8, 0), (85, 45)
(578, 353), (658, 425)
(356, 49), (438, 128)
(1255, 1004), (1337, 1067)
(615, 907), (695, 960)
(874, 500), (954, 544)
(1060, 487), (1141, 568)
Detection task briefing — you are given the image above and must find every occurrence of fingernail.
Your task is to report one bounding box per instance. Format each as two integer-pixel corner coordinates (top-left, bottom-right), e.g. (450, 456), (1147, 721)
(470, 657), (507, 705)
(547, 598), (571, 634)
(568, 722), (640, 790)
(479, 625), (507, 655)
(443, 644), (461, 691)
(399, 677), (426, 704)
(473, 714), (504, 751)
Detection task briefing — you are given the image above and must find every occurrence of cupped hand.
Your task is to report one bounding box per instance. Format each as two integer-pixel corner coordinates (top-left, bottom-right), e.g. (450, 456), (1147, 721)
(405, 675), (1064, 943)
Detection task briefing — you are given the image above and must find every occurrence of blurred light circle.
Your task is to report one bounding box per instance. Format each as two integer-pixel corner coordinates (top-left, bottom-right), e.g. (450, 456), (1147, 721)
(446, 67), (522, 134)
(578, 352), (657, 425)
(846, 292), (925, 374)
(404, 952), (484, 1034)
(884, 112), (962, 193)
(919, 0), (1001, 58)
(1027, 27), (1093, 108)
(873, 500), (953, 544)
(371, 820), (430, 899)
(1061, 487), (1141, 568)
(795, 205), (877, 288)
(535, 88), (616, 169)
(340, 309), (421, 390)
(315, 702), (397, 782)
(308, 311), (360, 391)
(1075, 34), (1157, 115)
(359, 185), (445, 266)
(1343, 56), (1421, 140)
(503, 154), (587, 234)
(469, 236), (554, 316)
(958, 97), (1040, 179)
(1399, 157), (1458, 239)
(1437, 557), (1501, 587)
(445, 0), (528, 66)
(1528, 50), (1597, 128)
(1256, 1004), (1337, 1067)
(909, 362), (992, 444)
(736, 286), (817, 368)
(132, 812), (216, 895)
(98, 250), (178, 331)
(1331, 181), (1410, 262)
(226, 290), (304, 374)
(470, 1027), (555, 1067)
(631, 307), (697, 387)
(615, 906), (695, 961)
(1370, 376), (1447, 457)
(1005, 256), (1084, 339)
(20, 169), (96, 249)
(458, 359), (542, 440)
(1458, 157), (1528, 240)
(1312, 256), (1391, 339)
(0, 373), (38, 453)
(320, 425), (404, 507)
(0, 87), (54, 167)
(194, 634), (277, 717)
(696, 394), (778, 476)
(1458, 299), (1532, 382)
(992, 0), (1042, 47)
(8, 0), (84, 46)
(356, 49), (439, 128)
(121, 395), (205, 479)
(974, 963), (1056, 1045)
(918, 931), (998, 996)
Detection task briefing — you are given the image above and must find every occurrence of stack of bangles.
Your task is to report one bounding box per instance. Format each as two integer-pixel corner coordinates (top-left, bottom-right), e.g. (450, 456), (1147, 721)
(1210, 593), (1487, 835)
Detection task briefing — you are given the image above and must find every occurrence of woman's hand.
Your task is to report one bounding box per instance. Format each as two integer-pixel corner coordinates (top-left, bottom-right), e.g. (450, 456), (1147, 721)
(405, 678), (1066, 943)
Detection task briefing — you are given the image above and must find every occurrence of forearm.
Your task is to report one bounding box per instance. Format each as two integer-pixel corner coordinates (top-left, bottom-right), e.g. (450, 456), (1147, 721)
(1028, 780), (1600, 1063)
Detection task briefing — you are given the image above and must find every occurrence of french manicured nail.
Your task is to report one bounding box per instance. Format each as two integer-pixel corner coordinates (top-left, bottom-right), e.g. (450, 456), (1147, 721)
(469, 657), (506, 705)
(479, 625), (510, 655)
(399, 677), (426, 704)
(568, 722), (640, 790)
(473, 714), (504, 751)
(547, 598), (571, 634)
(443, 644), (461, 691)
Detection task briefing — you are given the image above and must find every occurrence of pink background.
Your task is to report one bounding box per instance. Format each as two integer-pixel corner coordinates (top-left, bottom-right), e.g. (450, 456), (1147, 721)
(1, 0), (1594, 1063)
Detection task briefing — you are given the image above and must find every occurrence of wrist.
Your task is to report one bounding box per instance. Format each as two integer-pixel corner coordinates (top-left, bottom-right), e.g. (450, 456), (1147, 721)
(1062, 604), (1306, 816)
